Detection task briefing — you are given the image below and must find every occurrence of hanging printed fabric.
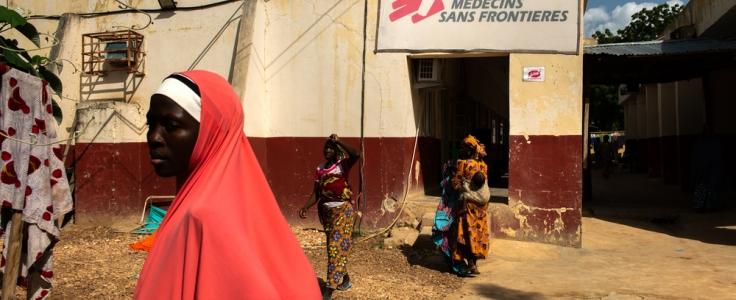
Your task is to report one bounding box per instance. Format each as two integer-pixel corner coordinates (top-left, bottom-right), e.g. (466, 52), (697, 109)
(0, 66), (73, 299)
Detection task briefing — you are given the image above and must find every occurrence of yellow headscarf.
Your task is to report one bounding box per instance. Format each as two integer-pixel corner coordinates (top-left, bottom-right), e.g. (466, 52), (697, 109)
(463, 135), (487, 158)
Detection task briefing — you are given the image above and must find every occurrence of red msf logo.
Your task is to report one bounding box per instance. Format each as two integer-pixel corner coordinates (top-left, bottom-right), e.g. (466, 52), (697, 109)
(389, 0), (445, 23)
(528, 70), (541, 78)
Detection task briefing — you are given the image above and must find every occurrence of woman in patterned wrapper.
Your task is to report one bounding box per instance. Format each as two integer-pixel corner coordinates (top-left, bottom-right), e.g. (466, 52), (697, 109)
(432, 135), (490, 276)
(299, 134), (360, 300)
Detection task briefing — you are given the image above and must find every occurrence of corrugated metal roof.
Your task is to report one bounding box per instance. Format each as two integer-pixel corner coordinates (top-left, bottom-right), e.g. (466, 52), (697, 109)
(584, 39), (736, 56)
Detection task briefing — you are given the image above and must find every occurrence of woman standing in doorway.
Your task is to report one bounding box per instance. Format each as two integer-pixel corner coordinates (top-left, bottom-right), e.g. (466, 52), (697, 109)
(433, 135), (490, 276)
(299, 134), (359, 299)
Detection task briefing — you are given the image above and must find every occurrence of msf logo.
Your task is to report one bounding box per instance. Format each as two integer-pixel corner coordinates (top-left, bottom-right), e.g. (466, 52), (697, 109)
(389, 0), (445, 23)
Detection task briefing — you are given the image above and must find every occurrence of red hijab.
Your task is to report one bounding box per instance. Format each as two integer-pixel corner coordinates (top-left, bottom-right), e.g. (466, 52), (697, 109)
(134, 70), (321, 299)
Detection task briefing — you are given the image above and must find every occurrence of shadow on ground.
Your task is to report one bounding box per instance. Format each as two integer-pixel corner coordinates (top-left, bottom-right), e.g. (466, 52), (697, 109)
(588, 169), (736, 246)
(596, 211), (736, 246)
(398, 240), (454, 274)
(471, 283), (546, 300)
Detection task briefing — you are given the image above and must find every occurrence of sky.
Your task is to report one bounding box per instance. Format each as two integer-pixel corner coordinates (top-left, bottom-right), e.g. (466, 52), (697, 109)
(584, 0), (689, 37)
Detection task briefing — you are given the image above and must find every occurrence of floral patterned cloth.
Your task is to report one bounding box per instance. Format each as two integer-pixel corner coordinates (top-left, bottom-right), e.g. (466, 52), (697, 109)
(452, 200), (490, 260)
(432, 160), (463, 272)
(0, 67), (73, 299)
(320, 202), (354, 289)
(315, 158), (355, 289)
(451, 159), (488, 191)
(452, 158), (490, 261)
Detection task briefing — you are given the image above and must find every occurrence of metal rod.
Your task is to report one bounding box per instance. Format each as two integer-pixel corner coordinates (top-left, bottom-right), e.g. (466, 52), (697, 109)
(357, 0), (369, 232)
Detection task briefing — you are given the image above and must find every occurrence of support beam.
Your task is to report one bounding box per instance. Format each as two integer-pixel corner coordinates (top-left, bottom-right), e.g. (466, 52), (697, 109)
(1, 213), (23, 300)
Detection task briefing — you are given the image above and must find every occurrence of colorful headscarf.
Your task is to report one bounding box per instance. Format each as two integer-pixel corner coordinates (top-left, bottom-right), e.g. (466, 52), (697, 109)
(463, 134), (487, 158)
(134, 71), (321, 299)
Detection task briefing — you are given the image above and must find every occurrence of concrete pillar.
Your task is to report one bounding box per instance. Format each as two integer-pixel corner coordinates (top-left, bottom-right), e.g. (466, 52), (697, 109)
(705, 67), (736, 192)
(229, 0), (269, 156)
(677, 78), (706, 191)
(635, 89), (648, 173)
(229, 0), (259, 97)
(660, 82), (678, 184)
(645, 84), (661, 177)
(504, 52), (583, 247)
(46, 13), (83, 140)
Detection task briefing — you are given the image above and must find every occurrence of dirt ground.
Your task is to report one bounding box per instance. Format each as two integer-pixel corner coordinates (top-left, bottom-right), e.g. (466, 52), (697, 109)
(41, 223), (461, 299)
(7, 170), (734, 299)
(457, 170), (736, 300)
(460, 217), (736, 300)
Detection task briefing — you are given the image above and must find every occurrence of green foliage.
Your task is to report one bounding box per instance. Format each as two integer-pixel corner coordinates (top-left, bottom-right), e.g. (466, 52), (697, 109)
(592, 3), (684, 44)
(588, 4), (684, 131)
(0, 6), (27, 28)
(0, 5), (62, 122)
(588, 85), (624, 131)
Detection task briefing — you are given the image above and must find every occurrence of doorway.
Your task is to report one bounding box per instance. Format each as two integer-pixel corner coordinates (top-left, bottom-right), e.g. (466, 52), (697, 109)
(411, 56), (510, 200)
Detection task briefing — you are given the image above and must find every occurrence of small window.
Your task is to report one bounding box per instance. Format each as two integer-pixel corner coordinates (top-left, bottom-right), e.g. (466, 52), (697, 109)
(105, 41), (132, 61)
(416, 59), (440, 82)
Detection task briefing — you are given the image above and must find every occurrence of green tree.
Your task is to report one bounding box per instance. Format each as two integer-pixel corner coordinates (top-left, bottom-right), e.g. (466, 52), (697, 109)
(588, 3), (684, 131)
(588, 85), (624, 131)
(592, 3), (684, 44)
(0, 6), (62, 121)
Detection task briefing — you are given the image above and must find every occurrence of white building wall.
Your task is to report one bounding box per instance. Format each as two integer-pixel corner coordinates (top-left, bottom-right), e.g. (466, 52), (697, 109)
(256, 0), (417, 138)
(14, 1), (244, 143)
(637, 89), (648, 139)
(645, 84), (660, 139)
(660, 82), (677, 137)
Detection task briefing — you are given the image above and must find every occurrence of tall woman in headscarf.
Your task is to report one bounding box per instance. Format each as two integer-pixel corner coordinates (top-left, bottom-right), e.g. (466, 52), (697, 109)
(134, 70), (321, 299)
(433, 135), (490, 276)
(299, 134), (359, 299)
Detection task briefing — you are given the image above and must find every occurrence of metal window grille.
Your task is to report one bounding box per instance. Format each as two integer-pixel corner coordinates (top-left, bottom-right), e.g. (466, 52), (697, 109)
(416, 59), (439, 82)
(82, 30), (145, 76)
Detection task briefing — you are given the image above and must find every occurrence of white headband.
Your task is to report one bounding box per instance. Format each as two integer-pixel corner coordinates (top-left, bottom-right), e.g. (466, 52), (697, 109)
(153, 77), (201, 122)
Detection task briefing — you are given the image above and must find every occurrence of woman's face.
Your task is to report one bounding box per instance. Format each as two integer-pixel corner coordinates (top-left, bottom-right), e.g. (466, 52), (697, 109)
(459, 144), (474, 159)
(323, 144), (337, 161)
(146, 94), (200, 178)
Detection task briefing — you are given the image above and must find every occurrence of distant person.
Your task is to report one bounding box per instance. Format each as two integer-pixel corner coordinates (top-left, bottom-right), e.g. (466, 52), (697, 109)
(432, 135), (490, 276)
(299, 134), (360, 299)
(690, 125), (723, 212)
(599, 135), (616, 178)
(134, 71), (320, 299)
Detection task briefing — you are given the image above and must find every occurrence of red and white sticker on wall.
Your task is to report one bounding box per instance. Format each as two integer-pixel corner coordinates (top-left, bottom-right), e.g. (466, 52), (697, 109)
(523, 67), (545, 82)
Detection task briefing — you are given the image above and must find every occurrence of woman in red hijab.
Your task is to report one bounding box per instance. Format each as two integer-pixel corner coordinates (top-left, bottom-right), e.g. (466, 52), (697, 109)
(134, 70), (321, 299)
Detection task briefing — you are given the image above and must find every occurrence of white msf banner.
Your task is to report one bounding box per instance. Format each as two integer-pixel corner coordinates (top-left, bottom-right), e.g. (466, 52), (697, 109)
(377, 0), (580, 53)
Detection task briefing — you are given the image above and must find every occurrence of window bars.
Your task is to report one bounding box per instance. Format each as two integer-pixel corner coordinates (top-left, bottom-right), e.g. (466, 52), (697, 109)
(82, 30), (145, 76)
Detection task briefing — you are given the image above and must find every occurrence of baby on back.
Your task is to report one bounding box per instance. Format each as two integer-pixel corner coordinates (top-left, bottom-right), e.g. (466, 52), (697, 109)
(460, 172), (490, 205)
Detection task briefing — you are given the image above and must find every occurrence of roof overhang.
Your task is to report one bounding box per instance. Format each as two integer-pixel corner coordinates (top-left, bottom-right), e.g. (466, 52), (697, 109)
(584, 39), (736, 84)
